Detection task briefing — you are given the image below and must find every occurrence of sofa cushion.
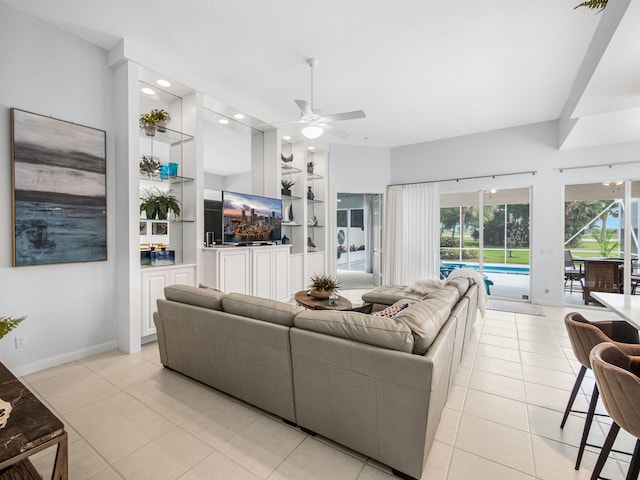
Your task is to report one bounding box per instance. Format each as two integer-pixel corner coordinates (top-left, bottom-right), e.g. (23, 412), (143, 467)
(222, 292), (303, 327)
(394, 286), (459, 355)
(294, 310), (414, 353)
(361, 285), (427, 306)
(445, 277), (470, 297)
(165, 284), (224, 311)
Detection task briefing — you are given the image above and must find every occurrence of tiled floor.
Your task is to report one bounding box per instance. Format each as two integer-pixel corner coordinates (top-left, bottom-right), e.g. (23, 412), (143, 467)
(22, 297), (637, 480)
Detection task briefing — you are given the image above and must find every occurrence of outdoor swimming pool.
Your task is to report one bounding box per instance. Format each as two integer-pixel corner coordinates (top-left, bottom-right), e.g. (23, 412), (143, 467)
(442, 263), (530, 275)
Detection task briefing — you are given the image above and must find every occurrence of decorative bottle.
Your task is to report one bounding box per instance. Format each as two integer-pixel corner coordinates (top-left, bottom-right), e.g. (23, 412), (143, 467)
(307, 186), (314, 200)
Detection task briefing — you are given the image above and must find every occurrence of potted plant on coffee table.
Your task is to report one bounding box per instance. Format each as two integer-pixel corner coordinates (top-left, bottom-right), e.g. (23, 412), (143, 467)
(140, 188), (181, 220)
(309, 274), (339, 299)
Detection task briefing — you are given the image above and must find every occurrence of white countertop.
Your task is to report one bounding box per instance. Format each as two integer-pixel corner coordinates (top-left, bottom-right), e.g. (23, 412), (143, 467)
(591, 292), (640, 330)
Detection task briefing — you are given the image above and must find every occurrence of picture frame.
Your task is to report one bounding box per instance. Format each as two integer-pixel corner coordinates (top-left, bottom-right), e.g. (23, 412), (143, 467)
(152, 222), (168, 235)
(139, 221), (147, 235)
(11, 109), (107, 266)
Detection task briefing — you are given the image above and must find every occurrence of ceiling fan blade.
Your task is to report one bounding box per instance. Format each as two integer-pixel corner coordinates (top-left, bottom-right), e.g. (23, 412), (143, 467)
(294, 99), (312, 117)
(323, 123), (350, 140)
(322, 110), (366, 123)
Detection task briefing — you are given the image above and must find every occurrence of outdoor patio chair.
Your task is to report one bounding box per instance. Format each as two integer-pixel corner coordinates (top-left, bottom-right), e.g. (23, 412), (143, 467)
(564, 250), (584, 295)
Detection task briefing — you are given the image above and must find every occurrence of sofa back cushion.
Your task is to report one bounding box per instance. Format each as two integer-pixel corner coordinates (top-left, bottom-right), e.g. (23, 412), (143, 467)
(294, 310), (414, 353)
(395, 286), (459, 355)
(445, 277), (470, 297)
(222, 292), (302, 327)
(165, 284), (224, 311)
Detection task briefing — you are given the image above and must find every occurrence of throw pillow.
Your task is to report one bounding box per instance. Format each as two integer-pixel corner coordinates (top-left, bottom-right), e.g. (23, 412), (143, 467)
(372, 302), (409, 318)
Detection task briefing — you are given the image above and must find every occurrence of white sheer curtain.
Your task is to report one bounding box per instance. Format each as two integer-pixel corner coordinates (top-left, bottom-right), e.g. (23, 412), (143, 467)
(383, 182), (439, 285)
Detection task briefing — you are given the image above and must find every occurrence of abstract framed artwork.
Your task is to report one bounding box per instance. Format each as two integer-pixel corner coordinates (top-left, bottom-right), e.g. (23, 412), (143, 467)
(139, 221), (147, 235)
(151, 222), (168, 235)
(11, 109), (107, 266)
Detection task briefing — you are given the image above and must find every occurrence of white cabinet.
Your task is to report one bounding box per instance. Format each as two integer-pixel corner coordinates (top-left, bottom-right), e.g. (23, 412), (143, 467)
(141, 264), (196, 337)
(203, 246), (290, 301)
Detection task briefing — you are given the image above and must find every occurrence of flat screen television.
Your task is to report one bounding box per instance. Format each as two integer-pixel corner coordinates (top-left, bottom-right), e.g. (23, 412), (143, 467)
(222, 191), (282, 244)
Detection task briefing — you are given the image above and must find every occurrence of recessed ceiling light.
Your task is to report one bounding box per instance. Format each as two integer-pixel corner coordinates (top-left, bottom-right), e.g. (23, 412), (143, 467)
(233, 113), (245, 120)
(218, 118), (229, 125)
(282, 136), (292, 141)
(307, 146), (315, 151)
(156, 79), (172, 87)
(141, 87), (156, 95)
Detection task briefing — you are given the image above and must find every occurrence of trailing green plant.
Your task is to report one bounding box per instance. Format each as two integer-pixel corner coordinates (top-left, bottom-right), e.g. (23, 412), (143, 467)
(574, 0), (607, 11)
(0, 316), (26, 341)
(140, 188), (181, 220)
(309, 274), (340, 292)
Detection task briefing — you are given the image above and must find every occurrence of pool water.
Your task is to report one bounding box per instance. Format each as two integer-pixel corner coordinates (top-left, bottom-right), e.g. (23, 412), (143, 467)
(442, 263), (530, 275)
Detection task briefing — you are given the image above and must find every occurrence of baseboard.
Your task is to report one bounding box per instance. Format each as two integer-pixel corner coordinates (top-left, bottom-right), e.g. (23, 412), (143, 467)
(11, 340), (118, 377)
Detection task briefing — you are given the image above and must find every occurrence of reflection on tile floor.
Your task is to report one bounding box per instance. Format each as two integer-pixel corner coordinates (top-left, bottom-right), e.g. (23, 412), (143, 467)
(21, 299), (635, 479)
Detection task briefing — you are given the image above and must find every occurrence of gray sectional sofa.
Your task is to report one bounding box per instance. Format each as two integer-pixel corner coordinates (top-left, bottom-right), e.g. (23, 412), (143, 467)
(154, 278), (479, 480)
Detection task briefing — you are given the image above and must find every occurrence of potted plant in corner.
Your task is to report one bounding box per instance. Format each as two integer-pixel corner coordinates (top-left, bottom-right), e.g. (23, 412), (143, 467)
(309, 274), (339, 299)
(281, 179), (295, 196)
(140, 188), (181, 220)
(150, 109), (171, 132)
(139, 113), (156, 136)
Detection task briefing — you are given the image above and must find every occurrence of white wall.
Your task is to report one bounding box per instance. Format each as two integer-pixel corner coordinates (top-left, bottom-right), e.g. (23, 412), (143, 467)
(391, 120), (640, 305)
(0, 3), (117, 374)
(329, 144), (390, 193)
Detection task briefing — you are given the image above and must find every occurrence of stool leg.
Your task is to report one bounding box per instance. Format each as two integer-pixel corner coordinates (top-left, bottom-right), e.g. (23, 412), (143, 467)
(626, 438), (640, 480)
(576, 384), (600, 470)
(590, 422), (619, 480)
(561, 365), (587, 429)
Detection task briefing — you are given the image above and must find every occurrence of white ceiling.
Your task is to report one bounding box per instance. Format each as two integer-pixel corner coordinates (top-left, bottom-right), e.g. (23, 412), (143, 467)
(4, 0), (636, 149)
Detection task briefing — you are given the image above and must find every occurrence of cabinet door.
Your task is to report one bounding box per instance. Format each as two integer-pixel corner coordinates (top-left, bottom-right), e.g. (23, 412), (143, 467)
(252, 249), (274, 299)
(219, 249), (251, 294)
(273, 248), (290, 301)
(141, 270), (168, 337)
(169, 266), (196, 286)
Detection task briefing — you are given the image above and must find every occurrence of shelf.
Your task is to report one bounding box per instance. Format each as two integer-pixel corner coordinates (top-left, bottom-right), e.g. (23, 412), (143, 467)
(281, 164), (301, 174)
(307, 172), (324, 180)
(139, 218), (195, 223)
(282, 193), (303, 200)
(307, 225), (324, 228)
(139, 172), (194, 183)
(139, 127), (194, 145)
(307, 199), (323, 204)
(282, 222), (303, 227)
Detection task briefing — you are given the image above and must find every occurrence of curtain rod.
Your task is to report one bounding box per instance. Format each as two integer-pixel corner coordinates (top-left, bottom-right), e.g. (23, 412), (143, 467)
(388, 170), (537, 187)
(559, 160), (640, 172)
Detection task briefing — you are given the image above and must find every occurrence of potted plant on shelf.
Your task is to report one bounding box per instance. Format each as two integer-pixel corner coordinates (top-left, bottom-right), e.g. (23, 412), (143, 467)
(140, 188), (181, 220)
(281, 179), (295, 196)
(309, 274), (339, 299)
(139, 155), (161, 175)
(150, 109), (171, 132)
(307, 161), (315, 174)
(139, 113), (156, 136)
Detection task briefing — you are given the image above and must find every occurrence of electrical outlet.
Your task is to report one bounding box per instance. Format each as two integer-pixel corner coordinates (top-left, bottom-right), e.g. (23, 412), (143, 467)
(14, 336), (26, 349)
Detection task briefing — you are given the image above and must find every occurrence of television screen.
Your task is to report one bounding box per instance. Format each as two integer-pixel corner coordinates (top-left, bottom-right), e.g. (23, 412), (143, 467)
(222, 191), (282, 244)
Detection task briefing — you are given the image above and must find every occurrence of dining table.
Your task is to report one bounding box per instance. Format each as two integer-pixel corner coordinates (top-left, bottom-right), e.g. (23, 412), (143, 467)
(590, 292), (640, 330)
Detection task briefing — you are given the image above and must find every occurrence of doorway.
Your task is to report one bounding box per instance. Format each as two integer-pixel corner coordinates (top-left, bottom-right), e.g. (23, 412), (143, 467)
(336, 193), (382, 289)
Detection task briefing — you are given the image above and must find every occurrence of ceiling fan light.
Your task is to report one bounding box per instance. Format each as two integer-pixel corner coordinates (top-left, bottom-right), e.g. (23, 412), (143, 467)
(301, 124), (323, 139)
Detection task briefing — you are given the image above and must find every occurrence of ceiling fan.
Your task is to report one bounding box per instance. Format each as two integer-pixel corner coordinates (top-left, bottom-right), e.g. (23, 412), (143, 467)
(275, 58), (366, 140)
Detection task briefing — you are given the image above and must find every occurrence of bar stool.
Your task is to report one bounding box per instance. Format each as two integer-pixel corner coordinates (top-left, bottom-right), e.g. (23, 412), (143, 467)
(589, 342), (640, 480)
(561, 312), (640, 469)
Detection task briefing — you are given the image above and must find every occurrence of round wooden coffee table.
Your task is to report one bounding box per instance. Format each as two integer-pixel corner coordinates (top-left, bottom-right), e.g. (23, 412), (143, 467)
(294, 290), (352, 310)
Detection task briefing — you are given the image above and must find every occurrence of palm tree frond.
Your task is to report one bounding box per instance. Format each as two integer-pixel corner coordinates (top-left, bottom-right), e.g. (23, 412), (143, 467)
(574, 0), (607, 12)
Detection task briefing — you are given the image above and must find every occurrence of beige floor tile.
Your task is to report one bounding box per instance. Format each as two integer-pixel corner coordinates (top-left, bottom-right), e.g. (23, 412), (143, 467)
(356, 464), (394, 479)
(419, 440), (451, 480)
(530, 434), (625, 480)
(100, 360), (165, 389)
(455, 414), (534, 474)
(519, 339), (566, 357)
(181, 394), (260, 448)
(479, 333), (520, 349)
(476, 343), (520, 362)
(483, 310), (517, 322)
(522, 364), (578, 391)
(520, 351), (573, 372)
(452, 366), (472, 387)
(85, 406), (175, 463)
(218, 416), (305, 478)
(269, 437), (364, 480)
(447, 448), (534, 480)
(69, 438), (109, 480)
(63, 391), (146, 437)
(469, 369), (526, 402)
(88, 467), (125, 480)
(25, 362), (101, 397)
(46, 377), (121, 415)
(524, 381), (591, 413)
(527, 404), (606, 450)
(444, 384), (466, 411)
(80, 349), (149, 374)
(113, 427), (212, 480)
(516, 329), (558, 345)
(179, 451), (261, 480)
(434, 407), (461, 445)
(473, 355), (523, 380)
(138, 342), (163, 365)
(463, 388), (529, 432)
